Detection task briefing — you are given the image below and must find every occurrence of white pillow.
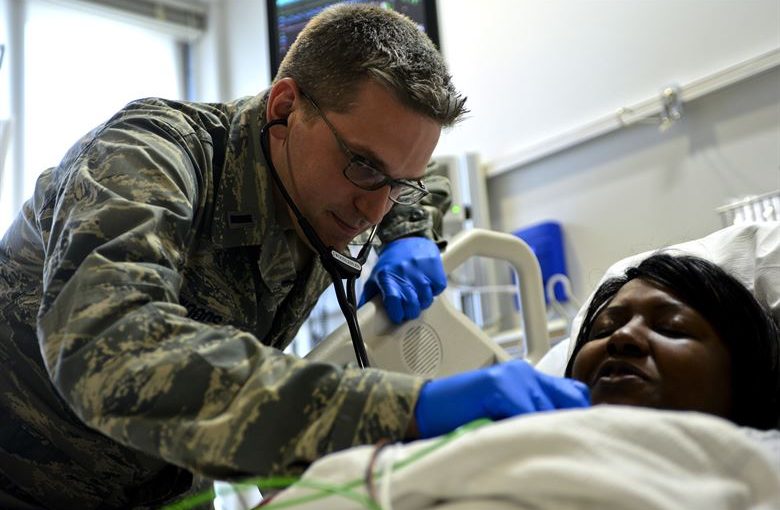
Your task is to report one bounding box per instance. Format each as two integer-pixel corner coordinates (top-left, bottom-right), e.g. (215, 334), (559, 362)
(536, 223), (780, 376)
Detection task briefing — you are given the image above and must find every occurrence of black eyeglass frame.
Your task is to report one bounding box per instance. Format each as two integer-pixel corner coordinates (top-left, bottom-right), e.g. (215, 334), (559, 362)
(298, 89), (430, 206)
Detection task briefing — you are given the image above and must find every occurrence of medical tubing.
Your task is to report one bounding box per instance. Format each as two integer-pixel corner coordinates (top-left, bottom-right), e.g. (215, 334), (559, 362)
(260, 118), (372, 273)
(378, 447), (396, 510)
(164, 477), (378, 510)
(355, 231), (374, 262)
(263, 418), (493, 509)
(364, 438), (392, 503)
(259, 118), (371, 367)
(265, 479), (381, 509)
(344, 277), (371, 367)
(337, 272), (370, 368)
(259, 118), (378, 277)
(162, 419), (493, 510)
(259, 120), (330, 257)
(347, 277), (357, 306)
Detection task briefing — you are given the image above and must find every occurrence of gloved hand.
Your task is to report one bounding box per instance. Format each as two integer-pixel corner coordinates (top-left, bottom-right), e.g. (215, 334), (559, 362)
(359, 237), (446, 324)
(414, 359), (591, 439)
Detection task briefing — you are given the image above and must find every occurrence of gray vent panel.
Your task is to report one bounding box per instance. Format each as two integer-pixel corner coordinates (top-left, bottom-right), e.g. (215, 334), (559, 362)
(401, 324), (442, 377)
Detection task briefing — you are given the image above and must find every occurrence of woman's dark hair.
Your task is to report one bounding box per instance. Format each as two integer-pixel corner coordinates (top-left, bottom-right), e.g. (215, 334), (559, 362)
(564, 253), (780, 430)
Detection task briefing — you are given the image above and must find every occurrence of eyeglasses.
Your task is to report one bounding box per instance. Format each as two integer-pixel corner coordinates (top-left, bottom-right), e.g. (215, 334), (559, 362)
(299, 90), (429, 206)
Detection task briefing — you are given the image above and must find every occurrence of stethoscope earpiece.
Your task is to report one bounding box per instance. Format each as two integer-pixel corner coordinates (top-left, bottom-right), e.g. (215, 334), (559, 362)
(267, 117), (288, 128)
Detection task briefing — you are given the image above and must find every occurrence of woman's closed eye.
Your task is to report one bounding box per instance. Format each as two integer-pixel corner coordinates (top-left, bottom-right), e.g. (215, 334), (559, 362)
(653, 319), (694, 339)
(653, 313), (697, 338)
(588, 317), (619, 340)
(655, 327), (687, 338)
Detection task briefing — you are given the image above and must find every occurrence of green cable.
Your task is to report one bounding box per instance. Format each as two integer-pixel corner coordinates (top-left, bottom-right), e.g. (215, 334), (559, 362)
(162, 418), (492, 510)
(259, 419), (494, 510)
(257, 478), (381, 510)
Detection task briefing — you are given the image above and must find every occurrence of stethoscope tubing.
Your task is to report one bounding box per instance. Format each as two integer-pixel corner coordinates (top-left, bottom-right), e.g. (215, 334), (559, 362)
(259, 118), (374, 368)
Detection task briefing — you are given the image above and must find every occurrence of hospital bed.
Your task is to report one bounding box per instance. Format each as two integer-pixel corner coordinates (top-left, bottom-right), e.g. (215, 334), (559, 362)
(207, 222), (780, 510)
(306, 228), (551, 374)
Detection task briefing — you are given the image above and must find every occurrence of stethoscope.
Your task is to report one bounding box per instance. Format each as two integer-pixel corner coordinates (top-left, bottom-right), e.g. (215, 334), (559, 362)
(259, 118), (376, 368)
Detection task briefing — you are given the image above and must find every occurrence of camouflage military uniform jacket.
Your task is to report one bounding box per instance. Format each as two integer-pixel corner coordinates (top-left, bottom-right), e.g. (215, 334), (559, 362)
(0, 92), (451, 509)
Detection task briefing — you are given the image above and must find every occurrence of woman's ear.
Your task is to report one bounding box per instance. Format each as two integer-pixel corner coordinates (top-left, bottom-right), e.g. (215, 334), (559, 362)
(266, 78), (299, 139)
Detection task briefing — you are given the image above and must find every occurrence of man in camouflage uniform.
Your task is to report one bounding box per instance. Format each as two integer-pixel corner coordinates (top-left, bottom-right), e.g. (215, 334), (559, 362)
(1, 4), (594, 509)
(0, 4), (464, 508)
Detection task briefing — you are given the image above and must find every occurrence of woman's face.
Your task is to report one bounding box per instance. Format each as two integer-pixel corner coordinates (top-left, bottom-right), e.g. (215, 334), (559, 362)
(570, 278), (734, 418)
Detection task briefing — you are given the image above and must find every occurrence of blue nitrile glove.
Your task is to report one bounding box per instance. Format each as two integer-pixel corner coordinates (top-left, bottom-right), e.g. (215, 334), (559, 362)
(414, 359), (591, 439)
(359, 237), (446, 324)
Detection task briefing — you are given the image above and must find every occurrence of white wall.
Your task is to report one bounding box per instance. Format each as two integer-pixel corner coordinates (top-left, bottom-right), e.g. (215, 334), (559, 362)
(193, 0), (269, 101)
(433, 0), (780, 164)
(0, 0), (9, 121)
(487, 66), (780, 298)
(435, 0), (780, 299)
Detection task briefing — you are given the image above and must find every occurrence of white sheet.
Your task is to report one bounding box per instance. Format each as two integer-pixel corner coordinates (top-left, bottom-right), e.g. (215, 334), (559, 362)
(267, 406), (780, 510)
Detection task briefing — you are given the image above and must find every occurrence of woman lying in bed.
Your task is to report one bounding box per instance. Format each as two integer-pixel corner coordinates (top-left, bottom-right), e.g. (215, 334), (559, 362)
(255, 252), (780, 510)
(566, 252), (780, 430)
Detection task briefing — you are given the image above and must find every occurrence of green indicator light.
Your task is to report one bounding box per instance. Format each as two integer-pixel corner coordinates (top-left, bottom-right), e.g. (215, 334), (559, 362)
(451, 205), (462, 215)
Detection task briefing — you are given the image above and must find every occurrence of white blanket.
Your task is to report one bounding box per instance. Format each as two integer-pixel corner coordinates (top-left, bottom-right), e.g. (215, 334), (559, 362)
(266, 407), (780, 510)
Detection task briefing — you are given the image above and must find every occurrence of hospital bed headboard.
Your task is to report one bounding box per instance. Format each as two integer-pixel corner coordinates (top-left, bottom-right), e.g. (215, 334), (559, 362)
(306, 228), (550, 376)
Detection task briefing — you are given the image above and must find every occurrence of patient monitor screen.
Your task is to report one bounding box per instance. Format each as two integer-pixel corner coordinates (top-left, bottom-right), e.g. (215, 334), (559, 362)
(266, 0), (440, 77)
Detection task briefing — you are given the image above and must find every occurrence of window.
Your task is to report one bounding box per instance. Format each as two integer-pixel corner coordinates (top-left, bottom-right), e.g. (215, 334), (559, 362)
(0, 0), (187, 233)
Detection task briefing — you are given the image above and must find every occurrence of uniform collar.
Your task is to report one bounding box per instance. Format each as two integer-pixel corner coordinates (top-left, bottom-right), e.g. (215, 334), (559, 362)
(210, 91), (277, 249)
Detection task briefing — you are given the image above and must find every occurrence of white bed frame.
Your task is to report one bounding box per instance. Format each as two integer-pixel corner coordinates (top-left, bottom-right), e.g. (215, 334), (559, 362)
(306, 228), (551, 375)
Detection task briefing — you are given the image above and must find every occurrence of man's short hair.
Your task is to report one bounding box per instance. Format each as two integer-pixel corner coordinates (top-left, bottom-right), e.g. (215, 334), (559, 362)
(274, 3), (467, 127)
